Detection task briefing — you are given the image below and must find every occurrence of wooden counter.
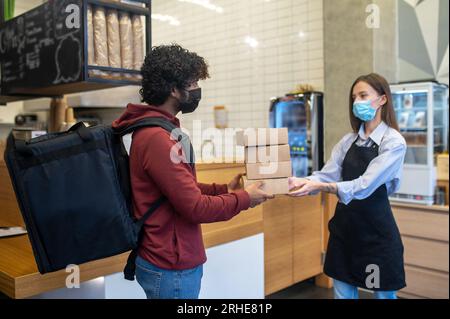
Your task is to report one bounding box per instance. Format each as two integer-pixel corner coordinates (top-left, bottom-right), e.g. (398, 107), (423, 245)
(196, 162), (325, 296)
(391, 202), (449, 299)
(0, 161), (263, 299)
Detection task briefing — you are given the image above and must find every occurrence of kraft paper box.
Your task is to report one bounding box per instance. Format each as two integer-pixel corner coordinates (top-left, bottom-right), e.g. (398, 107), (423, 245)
(242, 177), (290, 195)
(245, 161), (292, 180)
(245, 144), (291, 164)
(236, 128), (289, 147)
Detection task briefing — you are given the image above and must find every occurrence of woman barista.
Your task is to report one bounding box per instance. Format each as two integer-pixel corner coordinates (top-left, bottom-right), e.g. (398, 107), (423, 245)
(289, 73), (407, 299)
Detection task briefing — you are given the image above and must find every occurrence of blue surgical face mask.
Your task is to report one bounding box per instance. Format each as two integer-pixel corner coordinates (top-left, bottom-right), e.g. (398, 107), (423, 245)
(353, 98), (380, 122)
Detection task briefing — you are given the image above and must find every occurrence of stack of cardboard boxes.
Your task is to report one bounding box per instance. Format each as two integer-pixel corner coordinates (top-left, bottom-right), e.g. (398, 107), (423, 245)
(237, 128), (292, 195)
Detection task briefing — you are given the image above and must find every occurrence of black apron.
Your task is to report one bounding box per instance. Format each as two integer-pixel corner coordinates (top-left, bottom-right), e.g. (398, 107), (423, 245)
(323, 138), (406, 291)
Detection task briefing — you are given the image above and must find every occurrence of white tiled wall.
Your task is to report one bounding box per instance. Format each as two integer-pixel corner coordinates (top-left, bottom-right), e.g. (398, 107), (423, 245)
(2, 0), (324, 159)
(152, 0), (324, 134)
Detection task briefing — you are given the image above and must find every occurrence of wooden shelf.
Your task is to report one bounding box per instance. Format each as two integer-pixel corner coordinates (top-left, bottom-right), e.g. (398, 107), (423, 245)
(0, 0), (150, 103)
(0, 94), (40, 106)
(4, 80), (138, 98)
(88, 0), (150, 15)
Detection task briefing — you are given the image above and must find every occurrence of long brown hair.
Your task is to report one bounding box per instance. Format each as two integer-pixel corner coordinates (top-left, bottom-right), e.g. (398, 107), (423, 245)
(349, 73), (399, 132)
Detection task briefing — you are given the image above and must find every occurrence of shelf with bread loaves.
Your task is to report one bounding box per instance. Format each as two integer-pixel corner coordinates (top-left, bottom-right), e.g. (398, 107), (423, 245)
(0, 0), (151, 105)
(237, 128), (292, 195)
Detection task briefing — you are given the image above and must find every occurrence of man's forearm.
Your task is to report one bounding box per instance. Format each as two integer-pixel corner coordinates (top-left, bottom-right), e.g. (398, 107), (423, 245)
(197, 183), (228, 196)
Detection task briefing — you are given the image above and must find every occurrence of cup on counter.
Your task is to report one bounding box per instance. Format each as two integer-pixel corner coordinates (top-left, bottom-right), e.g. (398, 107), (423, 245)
(12, 128), (47, 141)
(434, 187), (446, 206)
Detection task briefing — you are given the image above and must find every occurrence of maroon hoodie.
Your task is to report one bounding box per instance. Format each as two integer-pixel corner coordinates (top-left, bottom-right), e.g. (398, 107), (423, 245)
(112, 104), (251, 270)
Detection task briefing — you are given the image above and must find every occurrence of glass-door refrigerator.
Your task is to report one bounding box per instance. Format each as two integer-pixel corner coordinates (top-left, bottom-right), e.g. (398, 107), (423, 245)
(269, 92), (324, 177)
(390, 82), (449, 205)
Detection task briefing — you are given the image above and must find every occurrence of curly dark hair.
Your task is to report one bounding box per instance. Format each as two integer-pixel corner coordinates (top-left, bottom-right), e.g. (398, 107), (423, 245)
(140, 44), (210, 106)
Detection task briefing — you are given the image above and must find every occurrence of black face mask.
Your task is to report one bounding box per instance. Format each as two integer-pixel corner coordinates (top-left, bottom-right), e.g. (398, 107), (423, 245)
(179, 88), (202, 114)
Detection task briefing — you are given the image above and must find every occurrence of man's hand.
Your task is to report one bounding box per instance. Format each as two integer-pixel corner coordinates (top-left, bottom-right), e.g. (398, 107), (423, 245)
(228, 173), (244, 193)
(245, 181), (275, 208)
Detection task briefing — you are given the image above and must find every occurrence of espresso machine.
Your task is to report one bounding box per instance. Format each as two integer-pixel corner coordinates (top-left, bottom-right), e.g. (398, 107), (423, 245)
(269, 92), (324, 177)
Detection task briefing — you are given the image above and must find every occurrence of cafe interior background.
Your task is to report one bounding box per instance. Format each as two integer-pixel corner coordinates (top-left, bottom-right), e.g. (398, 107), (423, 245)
(0, 0), (448, 299)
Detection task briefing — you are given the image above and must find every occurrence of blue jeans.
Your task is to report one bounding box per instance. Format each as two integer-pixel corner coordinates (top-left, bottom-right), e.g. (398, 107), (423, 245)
(333, 279), (397, 299)
(135, 256), (203, 299)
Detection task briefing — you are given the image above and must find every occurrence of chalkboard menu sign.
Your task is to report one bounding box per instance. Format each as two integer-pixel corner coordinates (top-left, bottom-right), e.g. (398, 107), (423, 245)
(0, 0), (84, 95)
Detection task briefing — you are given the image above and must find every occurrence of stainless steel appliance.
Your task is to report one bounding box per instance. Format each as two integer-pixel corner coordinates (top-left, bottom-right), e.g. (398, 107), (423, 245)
(269, 92), (324, 177)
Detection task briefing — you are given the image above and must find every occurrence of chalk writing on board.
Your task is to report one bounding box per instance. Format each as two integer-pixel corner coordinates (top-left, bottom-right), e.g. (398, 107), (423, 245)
(53, 34), (82, 84)
(0, 16), (26, 55)
(0, 0), (83, 91)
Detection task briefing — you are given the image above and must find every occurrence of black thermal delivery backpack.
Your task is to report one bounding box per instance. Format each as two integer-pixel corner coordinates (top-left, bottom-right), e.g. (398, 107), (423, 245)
(4, 118), (194, 280)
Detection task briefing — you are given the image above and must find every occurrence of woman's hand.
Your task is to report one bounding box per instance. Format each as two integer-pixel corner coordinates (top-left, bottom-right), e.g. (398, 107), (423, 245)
(288, 177), (309, 191)
(288, 177), (322, 197)
(288, 177), (338, 197)
(228, 173), (244, 193)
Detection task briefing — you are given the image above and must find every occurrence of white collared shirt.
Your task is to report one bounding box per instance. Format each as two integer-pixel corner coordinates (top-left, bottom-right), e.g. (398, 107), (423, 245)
(308, 121), (407, 205)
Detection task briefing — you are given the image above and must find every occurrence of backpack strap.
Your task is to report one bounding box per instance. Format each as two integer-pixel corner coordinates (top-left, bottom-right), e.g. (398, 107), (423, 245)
(114, 117), (195, 167)
(123, 196), (167, 281)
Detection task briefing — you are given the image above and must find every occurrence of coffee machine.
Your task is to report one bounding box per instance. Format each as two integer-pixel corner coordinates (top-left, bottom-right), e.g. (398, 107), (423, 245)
(269, 92), (324, 177)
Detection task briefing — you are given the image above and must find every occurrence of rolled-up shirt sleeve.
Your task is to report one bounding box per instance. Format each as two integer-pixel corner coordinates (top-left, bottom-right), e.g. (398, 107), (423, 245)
(336, 142), (407, 205)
